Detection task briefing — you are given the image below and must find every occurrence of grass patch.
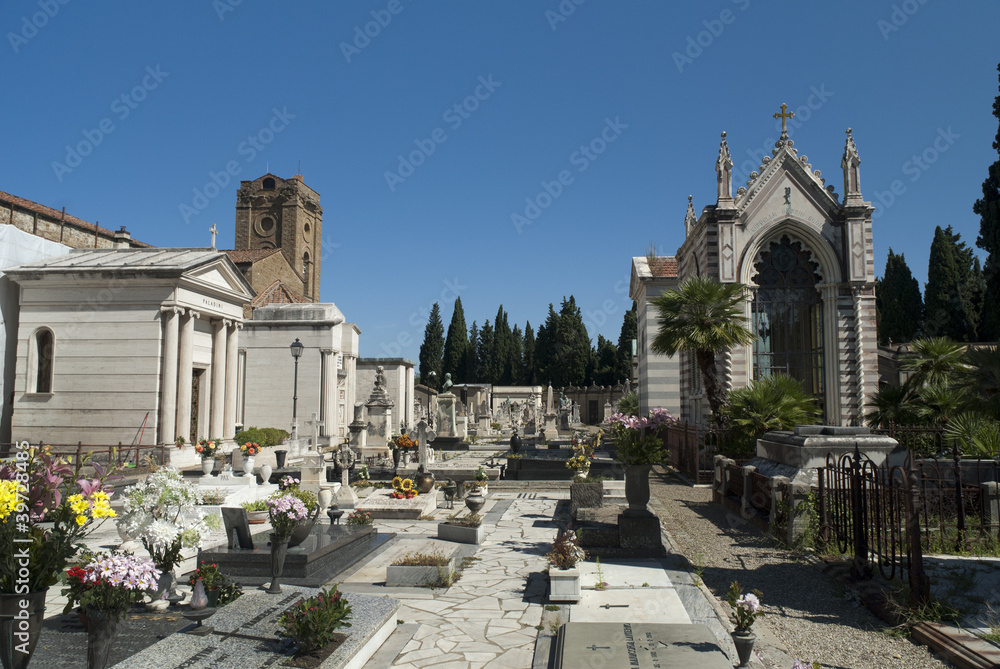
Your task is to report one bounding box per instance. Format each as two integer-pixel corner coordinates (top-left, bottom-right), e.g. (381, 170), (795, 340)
(391, 551), (450, 567)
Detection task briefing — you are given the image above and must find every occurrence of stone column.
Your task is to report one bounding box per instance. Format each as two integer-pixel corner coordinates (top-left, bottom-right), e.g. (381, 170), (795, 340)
(159, 307), (182, 445)
(320, 349), (333, 438)
(818, 283), (841, 423)
(236, 348), (246, 427)
(210, 319), (226, 440)
(223, 320), (239, 441)
(851, 284), (867, 425)
(175, 310), (197, 444)
(405, 365), (415, 429)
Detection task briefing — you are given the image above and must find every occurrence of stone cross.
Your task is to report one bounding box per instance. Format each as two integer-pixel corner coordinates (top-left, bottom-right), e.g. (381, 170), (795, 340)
(209, 223), (218, 250)
(306, 412), (323, 451)
(773, 102), (795, 134)
(415, 419), (436, 471)
(336, 444), (356, 487)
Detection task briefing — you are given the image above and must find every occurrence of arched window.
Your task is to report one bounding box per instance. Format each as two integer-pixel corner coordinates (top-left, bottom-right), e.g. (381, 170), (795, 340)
(32, 328), (54, 393)
(751, 235), (824, 400)
(302, 251), (311, 289)
(262, 178), (275, 190)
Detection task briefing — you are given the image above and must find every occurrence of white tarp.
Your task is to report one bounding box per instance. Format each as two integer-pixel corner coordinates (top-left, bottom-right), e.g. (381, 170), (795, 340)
(0, 226), (72, 442)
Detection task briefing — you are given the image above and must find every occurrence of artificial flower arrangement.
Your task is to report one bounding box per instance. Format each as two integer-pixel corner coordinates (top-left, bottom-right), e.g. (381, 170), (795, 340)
(116, 468), (211, 572)
(393, 434), (417, 452)
(240, 442), (261, 457)
(474, 465), (489, 484)
(266, 494), (310, 539)
(273, 476), (318, 514)
(62, 549), (160, 617)
(0, 446), (120, 593)
(604, 407), (676, 465)
(545, 529), (585, 570)
(187, 561), (243, 606)
(195, 439), (218, 459)
(727, 581), (764, 633)
(389, 476), (417, 499)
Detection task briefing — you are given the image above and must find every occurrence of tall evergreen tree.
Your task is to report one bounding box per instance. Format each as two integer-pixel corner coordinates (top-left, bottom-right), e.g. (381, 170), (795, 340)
(534, 305), (559, 386)
(974, 62), (1000, 341)
(523, 322), (536, 385)
(511, 325), (524, 384)
(876, 249), (924, 344)
(478, 320), (494, 383)
(616, 304), (638, 382)
(946, 226), (981, 339)
(557, 296), (591, 387)
(465, 322), (479, 382)
(442, 297), (469, 383)
(418, 303), (444, 389)
(490, 306), (512, 384)
(925, 226), (976, 341)
(593, 335), (618, 386)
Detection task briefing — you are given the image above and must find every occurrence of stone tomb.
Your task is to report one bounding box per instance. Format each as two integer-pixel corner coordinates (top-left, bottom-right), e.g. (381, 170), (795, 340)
(553, 622), (730, 669)
(111, 587), (399, 669)
(355, 488), (437, 520)
(199, 524), (392, 587)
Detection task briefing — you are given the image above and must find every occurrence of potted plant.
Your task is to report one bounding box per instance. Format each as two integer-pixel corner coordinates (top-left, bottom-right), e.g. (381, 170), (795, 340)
(546, 529), (585, 603)
(346, 510), (373, 526)
(196, 439), (219, 475)
(437, 512), (484, 544)
(273, 477), (319, 547)
(240, 500), (269, 524)
(264, 494), (310, 594)
(239, 442), (261, 476)
(116, 468), (210, 605)
(473, 465), (489, 494)
(0, 447), (120, 669)
(605, 408), (674, 515)
(727, 581), (764, 667)
(277, 586), (352, 665)
(386, 551), (456, 587)
(187, 562), (243, 608)
(64, 550), (160, 669)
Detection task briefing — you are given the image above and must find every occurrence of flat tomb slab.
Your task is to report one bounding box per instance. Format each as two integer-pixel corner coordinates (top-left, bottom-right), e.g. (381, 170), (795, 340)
(356, 490), (437, 519)
(571, 589), (691, 624)
(199, 524), (394, 587)
(554, 622), (730, 669)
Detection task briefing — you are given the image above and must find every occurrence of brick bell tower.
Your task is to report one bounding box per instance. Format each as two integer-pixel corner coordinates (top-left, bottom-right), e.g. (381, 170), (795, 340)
(234, 173), (322, 301)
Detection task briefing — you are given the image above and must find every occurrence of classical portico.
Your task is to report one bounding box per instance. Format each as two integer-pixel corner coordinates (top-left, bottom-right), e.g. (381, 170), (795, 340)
(631, 108), (878, 426)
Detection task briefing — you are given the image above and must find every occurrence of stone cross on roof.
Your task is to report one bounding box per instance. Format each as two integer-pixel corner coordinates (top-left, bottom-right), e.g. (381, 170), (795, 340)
(773, 103), (795, 137)
(209, 223), (218, 250)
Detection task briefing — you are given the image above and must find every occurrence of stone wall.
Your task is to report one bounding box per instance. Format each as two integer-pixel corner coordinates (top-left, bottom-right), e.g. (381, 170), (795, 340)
(0, 192), (148, 250)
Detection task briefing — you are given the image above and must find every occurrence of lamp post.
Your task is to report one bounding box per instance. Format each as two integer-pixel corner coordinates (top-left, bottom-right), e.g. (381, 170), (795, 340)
(290, 339), (304, 438)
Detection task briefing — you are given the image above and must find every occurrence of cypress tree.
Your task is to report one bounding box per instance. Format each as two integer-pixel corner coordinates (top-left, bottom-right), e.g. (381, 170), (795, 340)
(876, 249), (923, 344)
(616, 304), (638, 382)
(534, 305), (559, 386)
(418, 303), (444, 389)
(511, 325), (524, 384)
(924, 227), (967, 340)
(478, 320), (494, 384)
(557, 296), (590, 387)
(593, 335), (618, 386)
(523, 322), (536, 385)
(465, 322), (479, 382)
(442, 297), (469, 383)
(974, 62), (1000, 341)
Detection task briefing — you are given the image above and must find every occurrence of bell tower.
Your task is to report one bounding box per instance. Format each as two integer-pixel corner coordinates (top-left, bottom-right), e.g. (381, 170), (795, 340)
(234, 173), (322, 301)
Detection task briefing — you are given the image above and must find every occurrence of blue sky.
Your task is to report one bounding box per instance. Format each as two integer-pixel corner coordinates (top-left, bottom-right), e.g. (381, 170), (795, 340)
(3, 1), (999, 359)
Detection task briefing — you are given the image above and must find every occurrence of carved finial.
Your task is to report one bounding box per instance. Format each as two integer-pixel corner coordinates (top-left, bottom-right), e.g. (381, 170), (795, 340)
(684, 195), (697, 236)
(842, 127), (862, 201)
(716, 132), (733, 204)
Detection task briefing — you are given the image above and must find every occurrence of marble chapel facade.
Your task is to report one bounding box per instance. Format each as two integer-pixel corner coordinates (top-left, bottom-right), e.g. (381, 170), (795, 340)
(631, 110), (878, 426)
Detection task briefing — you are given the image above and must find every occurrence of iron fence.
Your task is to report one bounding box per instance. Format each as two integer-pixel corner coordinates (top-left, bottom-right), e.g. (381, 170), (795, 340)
(0, 442), (168, 470)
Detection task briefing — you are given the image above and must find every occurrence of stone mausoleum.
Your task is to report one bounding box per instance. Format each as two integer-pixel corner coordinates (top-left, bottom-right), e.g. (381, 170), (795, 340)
(632, 108), (878, 426)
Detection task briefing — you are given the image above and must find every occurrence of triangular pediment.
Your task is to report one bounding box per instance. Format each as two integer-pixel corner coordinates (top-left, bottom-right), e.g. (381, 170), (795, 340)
(183, 257), (256, 300)
(736, 142), (841, 222)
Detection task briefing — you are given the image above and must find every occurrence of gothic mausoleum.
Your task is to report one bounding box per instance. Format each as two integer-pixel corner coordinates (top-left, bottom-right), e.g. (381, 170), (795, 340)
(631, 107), (878, 426)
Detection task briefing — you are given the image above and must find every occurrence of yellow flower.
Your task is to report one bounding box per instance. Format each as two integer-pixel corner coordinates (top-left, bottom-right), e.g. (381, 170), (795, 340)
(69, 494), (89, 515)
(391, 476), (403, 489)
(400, 479), (413, 492)
(74, 514), (87, 526)
(91, 501), (116, 519)
(0, 480), (22, 520)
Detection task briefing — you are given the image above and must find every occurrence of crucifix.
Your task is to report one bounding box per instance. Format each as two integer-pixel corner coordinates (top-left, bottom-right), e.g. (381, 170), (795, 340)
(336, 442), (356, 488)
(306, 412), (323, 451)
(209, 223), (218, 250)
(774, 103), (795, 135)
(414, 419), (436, 472)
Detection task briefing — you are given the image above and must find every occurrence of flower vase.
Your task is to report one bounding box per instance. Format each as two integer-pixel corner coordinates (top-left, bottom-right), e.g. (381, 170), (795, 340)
(242, 455), (255, 477)
(392, 449), (401, 468)
(201, 458), (215, 475)
(206, 588), (221, 608)
(574, 464), (590, 481)
(267, 533), (290, 594)
(465, 488), (486, 514)
(0, 589), (47, 669)
(414, 471), (435, 494)
(85, 607), (121, 669)
(147, 569), (174, 610)
(623, 463), (653, 516)
(259, 464), (272, 485)
(731, 630), (756, 667)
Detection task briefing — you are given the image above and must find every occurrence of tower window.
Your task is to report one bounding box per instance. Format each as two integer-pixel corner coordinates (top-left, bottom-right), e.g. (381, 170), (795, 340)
(31, 328), (54, 393)
(259, 217), (275, 234)
(303, 251), (311, 288)
(262, 178), (275, 190)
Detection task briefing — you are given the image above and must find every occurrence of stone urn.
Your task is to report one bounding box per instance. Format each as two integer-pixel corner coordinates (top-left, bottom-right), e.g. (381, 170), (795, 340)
(464, 487), (486, 514)
(201, 458), (215, 476)
(731, 630), (756, 667)
(242, 455), (255, 477)
(509, 432), (522, 454)
(414, 470), (435, 494)
(275, 450), (288, 469)
(623, 463), (653, 516)
(318, 489), (333, 516)
(259, 464), (272, 485)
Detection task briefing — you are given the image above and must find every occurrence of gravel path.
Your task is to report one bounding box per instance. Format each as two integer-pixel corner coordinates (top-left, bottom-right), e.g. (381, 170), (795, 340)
(648, 468), (955, 669)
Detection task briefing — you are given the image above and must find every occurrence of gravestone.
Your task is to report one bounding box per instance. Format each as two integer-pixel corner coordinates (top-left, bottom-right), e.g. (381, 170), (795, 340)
(300, 452), (326, 494)
(334, 445), (359, 509)
(553, 622), (730, 669)
(349, 403), (368, 450)
(365, 365), (394, 449)
(221, 507), (255, 550)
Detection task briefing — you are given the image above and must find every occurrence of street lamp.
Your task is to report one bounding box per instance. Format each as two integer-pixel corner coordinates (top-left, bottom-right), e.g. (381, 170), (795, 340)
(290, 338), (304, 425)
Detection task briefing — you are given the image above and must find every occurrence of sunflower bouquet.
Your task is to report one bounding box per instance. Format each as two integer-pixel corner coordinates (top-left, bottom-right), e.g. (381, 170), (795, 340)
(389, 476), (417, 499)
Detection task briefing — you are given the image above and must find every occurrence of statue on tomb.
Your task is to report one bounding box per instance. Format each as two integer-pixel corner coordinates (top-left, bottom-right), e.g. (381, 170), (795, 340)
(374, 366), (387, 391)
(559, 391), (571, 411)
(441, 372), (453, 392)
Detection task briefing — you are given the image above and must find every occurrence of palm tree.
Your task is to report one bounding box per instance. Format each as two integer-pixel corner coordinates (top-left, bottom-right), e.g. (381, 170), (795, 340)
(961, 346), (1000, 419)
(651, 276), (753, 426)
(723, 374), (821, 435)
(865, 385), (921, 429)
(900, 337), (968, 389)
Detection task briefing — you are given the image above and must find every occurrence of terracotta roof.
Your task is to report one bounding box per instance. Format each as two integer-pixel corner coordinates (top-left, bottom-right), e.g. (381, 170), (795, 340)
(223, 248), (281, 264)
(0, 190), (151, 247)
(648, 257), (678, 278)
(250, 280), (309, 310)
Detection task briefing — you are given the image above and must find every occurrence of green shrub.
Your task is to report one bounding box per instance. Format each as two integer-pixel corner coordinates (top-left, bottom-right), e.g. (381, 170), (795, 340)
(235, 426), (289, 449)
(277, 586), (352, 654)
(241, 499), (267, 511)
(346, 510), (373, 525)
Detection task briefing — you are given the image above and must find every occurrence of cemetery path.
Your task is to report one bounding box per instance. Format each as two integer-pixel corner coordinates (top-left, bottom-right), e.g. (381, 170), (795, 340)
(648, 467), (956, 669)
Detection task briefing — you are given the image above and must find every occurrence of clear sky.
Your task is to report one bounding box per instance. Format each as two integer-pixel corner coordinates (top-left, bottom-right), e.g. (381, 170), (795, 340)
(3, 1), (998, 359)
